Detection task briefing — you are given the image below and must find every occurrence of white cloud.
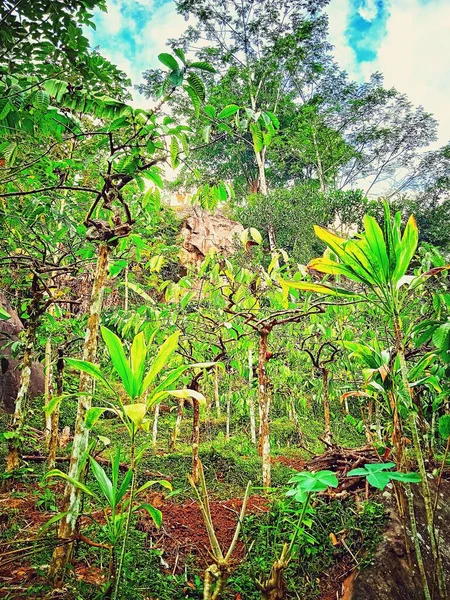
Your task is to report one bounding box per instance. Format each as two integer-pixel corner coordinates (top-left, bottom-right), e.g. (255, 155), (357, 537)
(358, 0), (379, 22)
(328, 0), (450, 147)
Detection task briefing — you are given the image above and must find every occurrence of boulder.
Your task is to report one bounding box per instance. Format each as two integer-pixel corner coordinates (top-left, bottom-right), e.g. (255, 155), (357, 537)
(178, 206), (244, 266)
(0, 294), (45, 413)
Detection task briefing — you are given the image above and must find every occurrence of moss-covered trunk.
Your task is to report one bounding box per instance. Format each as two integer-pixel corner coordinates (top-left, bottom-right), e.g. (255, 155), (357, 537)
(50, 243), (110, 582)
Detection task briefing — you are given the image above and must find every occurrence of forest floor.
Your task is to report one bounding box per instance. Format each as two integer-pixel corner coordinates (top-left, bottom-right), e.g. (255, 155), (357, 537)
(0, 444), (387, 600)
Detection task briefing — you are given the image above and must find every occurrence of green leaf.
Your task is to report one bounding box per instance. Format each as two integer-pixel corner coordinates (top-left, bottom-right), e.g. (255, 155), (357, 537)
(101, 327), (134, 398)
(0, 307), (10, 320)
(389, 472), (421, 484)
(250, 122), (263, 153)
(116, 469), (133, 504)
(46, 469), (96, 498)
(217, 104), (240, 120)
(174, 48), (186, 64)
(249, 228), (262, 245)
(189, 61), (216, 73)
(135, 503), (163, 527)
(123, 402), (147, 427)
(130, 331), (147, 393)
(187, 72), (206, 102)
(167, 389), (206, 403)
(35, 89), (50, 111)
(38, 512), (69, 536)
(85, 407), (109, 429)
(43, 395), (64, 416)
(136, 479), (172, 495)
(89, 457), (114, 507)
(184, 84), (200, 118)
(366, 471), (391, 489)
(170, 136), (180, 168)
(169, 69), (184, 86)
(141, 331), (180, 395)
(65, 358), (114, 393)
(158, 53), (179, 70)
(438, 415), (450, 439)
(204, 105), (216, 119)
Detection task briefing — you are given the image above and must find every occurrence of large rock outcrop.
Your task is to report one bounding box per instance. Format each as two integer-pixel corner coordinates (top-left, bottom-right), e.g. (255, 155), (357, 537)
(178, 207), (244, 266)
(0, 294), (45, 413)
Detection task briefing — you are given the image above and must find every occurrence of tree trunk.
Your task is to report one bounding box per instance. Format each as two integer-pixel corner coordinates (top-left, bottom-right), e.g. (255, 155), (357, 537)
(152, 403), (160, 446)
(44, 315), (54, 447)
(50, 243), (110, 582)
(191, 380), (201, 484)
(258, 327), (272, 490)
(6, 318), (38, 472)
(170, 398), (184, 452)
(321, 368), (332, 445)
(226, 392), (231, 441)
(248, 349), (257, 444)
(214, 366), (221, 418)
(48, 348), (64, 470)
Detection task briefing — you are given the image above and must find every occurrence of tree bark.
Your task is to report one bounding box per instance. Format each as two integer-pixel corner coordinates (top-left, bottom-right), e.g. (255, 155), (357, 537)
(213, 366), (221, 418)
(6, 318), (38, 472)
(47, 348), (64, 470)
(49, 243), (110, 582)
(258, 327), (272, 490)
(248, 349), (257, 444)
(152, 403), (160, 446)
(170, 398), (184, 452)
(191, 379), (201, 484)
(321, 368), (332, 445)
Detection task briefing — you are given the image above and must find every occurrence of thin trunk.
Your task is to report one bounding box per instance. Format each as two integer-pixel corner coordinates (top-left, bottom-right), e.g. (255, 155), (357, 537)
(225, 392), (231, 441)
(321, 368), (332, 445)
(152, 403), (160, 446)
(6, 319), (37, 472)
(312, 126), (326, 193)
(214, 366), (221, 418)
(289, 399), (303, 443)
(170, 398), (184, 452)
(44, 317), (54, 446)
(393, 313), (447, 599)
(192, 380), (201, 484)
(47, 348), (64, 470)
(258, 328), (271, 490)
(124, 264), (129, 311)
(50, 243), (110, 582)
(248, 349), (256, 444)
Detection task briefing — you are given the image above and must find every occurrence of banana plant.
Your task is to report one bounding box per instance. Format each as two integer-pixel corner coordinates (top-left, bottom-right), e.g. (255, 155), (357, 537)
(61, 326), (210, 600)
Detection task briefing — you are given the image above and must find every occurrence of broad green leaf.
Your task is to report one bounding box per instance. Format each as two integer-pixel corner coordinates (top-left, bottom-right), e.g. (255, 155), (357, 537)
(187, 72), (205, 102)
(123, 403), (147, 427)
(204, 104), (216, 118)
(89, 457), (114, 507)
(135, 503), (162, 527)
(65, 358), (114, 393)
(280, 279), (360, 298)
(217, 104), (239, 120)
(364, 462), (396, 472)
(389, 472), (421, 484)
(189, 61), (216, 73)
(38, 512), (69, 536)
(366, 471), (391, 490)
(158, 53), (179, 70)
(130, 332), (147, 393)
(0, 307), (10, 320)
(393, 214), (419, 283)
(438, 415), (450, 439)
(141, 331), (180, 395)
(101, 327), (134, 398)
(43, 394), (64, 416)
(116, 469), (133, 504)
(174, 48), (186, 64)
(46, 469), (97, 498)
(136, 479), (172, 495)
(167, 389), (206, 403)
(184, 84), (200, 119)
(85, 407), (110, 429)
(363, 214), (389, 282)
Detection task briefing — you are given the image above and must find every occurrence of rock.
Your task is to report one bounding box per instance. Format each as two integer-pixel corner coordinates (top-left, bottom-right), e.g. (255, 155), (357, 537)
(178, 206), (244, 266)
(0, 294), (45, 413)
(350, 480), (450, 600)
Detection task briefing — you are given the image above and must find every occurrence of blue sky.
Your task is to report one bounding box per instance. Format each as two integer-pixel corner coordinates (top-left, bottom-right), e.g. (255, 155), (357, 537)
(89, 0), (450, 145)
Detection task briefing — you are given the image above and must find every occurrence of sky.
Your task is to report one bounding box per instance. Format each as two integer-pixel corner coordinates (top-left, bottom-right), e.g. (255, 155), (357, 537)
(88, 0), (450, 146)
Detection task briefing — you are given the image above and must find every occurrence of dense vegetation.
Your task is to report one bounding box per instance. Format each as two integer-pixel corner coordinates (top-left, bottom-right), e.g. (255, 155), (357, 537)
(0, 1), (449, 599)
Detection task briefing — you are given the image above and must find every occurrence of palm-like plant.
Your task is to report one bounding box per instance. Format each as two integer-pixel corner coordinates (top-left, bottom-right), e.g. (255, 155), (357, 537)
(302, 202), (448, 599)
(55, 326), (209, 599)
